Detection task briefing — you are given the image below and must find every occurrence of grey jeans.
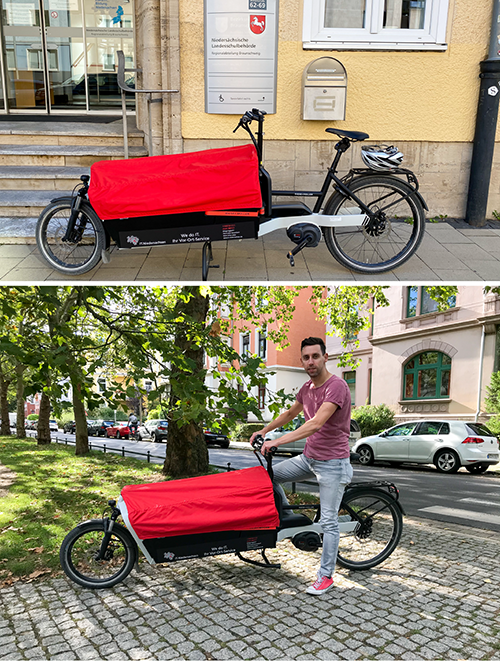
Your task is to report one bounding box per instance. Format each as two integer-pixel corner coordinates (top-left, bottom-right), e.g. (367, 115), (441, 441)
(273, 453), (353, 579)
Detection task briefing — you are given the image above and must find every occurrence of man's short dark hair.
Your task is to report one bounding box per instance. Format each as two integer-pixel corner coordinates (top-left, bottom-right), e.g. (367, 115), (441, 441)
(301, 337), (326, 355)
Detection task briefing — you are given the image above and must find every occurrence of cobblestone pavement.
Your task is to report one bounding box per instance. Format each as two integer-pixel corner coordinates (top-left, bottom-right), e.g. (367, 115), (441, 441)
(1, 517), (499, 661)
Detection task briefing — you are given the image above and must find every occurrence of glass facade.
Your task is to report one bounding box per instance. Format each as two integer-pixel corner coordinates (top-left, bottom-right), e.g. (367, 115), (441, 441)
(0, 0), (135, 112)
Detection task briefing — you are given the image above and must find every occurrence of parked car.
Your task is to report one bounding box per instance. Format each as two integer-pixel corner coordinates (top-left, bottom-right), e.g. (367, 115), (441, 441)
(49, 420), (59, 432)
(106, 422), (131, 439)
(266, 419), (362, 455)
(135, 424), (151, 441)
(25, 419), (38, 430)
(204, 429), (230, 448)
(144, 419), (168, 443)
(352, 420), (500, 474)
(92, 420), (115, 437)
(63, 420), (76, 433)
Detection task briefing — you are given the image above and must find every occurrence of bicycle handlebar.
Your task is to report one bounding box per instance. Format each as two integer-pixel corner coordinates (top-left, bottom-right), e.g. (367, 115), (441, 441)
(233, 108), (267, 133)
(251, 434), (276, 456)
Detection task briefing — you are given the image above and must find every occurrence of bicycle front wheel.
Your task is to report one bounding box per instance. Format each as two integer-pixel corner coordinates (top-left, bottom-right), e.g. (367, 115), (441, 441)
(337, 488), (403, 571)
(36, 199), (106, 275)
(60, 520), (138, 589)
(323, 175), (425, 274)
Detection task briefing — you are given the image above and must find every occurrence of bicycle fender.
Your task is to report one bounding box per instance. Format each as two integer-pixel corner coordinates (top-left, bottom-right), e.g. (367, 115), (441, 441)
(74, 518), (106, 528)
(50, 195), (74, 204)
(415, 190), (429, 212)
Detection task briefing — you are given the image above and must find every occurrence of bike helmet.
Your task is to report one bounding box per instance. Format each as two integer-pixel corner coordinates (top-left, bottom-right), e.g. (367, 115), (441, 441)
(361, 144), (404, 171)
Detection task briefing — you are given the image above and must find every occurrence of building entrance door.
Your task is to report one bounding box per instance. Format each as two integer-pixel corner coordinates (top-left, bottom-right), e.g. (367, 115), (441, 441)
(0, 0), (135, 113)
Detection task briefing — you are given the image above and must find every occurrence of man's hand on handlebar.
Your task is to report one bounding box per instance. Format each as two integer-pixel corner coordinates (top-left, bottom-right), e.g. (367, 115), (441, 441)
(249, 430), (267, 446)
(251, 433), (278, 457)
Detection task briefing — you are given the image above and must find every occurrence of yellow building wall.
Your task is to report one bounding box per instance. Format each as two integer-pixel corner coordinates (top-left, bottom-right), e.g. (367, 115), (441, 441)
(179, 0), (495, 143)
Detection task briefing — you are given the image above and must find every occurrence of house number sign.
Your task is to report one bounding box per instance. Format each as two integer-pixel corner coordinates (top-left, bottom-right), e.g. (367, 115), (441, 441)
(205, 0), (279, 114)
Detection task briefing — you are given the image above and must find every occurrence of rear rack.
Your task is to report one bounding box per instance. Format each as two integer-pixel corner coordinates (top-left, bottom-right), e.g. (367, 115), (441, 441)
(345, 480), (400, 500)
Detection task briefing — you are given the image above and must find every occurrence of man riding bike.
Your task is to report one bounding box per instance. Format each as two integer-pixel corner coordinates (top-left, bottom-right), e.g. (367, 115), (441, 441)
(128, 413), (139, 439)
(250, 336), (353, 596)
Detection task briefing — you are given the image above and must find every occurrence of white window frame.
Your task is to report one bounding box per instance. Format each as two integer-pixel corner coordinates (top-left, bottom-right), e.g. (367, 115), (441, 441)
(302, 0), (450, 51)
(256, 328), (267, 362)
(240, 333), (251, 362)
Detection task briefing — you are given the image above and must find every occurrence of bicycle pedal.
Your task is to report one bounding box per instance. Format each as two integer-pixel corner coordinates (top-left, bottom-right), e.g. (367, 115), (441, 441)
(210, 264), (220, 269)
(287, 252), (295, 267)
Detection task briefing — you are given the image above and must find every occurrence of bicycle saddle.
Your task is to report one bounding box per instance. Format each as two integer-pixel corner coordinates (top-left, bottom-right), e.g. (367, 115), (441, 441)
(326, 128), (369, 141)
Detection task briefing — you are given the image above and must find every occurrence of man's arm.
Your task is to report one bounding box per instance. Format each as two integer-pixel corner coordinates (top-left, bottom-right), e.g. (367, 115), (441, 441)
(249, 400), (304, 445)
(262, 401), (338, 452)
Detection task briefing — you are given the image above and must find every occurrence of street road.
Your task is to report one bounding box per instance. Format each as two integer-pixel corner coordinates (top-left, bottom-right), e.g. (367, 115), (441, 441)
(49, 431), (500, 532)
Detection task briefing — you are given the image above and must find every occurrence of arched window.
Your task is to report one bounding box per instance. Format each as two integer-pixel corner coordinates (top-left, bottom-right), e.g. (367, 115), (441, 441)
(403, 351), (451, 400)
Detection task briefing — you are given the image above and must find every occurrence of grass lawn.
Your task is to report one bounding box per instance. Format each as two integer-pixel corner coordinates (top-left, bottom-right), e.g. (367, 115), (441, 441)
(0, 435), (165, 584)
(0, 435), (319, 586)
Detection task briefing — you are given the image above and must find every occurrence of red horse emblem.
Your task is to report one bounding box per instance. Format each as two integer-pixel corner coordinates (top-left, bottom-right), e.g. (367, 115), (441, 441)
(250, 15), (266, 34)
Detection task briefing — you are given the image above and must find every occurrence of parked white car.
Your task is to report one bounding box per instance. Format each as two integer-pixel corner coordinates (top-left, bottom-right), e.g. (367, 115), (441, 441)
(49, 420), (59, 432)
(266, 419), (362, 455)
(352, 420), (500, 474)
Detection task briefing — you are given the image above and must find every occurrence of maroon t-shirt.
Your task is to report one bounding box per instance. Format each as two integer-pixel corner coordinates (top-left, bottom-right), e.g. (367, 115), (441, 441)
(296, 374), (351, 460)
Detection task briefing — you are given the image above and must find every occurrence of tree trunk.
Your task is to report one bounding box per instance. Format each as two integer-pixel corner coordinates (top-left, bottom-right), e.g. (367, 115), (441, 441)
(15, 362), (26, 438)
(37, 390), (51, 445)
(71, 373), (89, 455)
(0, 364), (12, 436)
(163, 287), (210, 477)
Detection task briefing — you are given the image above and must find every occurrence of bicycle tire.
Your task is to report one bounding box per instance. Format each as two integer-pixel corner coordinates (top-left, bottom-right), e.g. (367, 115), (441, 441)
(36, 199), (106, 275)
(337, 487), (403, 571)
(322, 174), (425, 274)
(59, 520), (137, 589)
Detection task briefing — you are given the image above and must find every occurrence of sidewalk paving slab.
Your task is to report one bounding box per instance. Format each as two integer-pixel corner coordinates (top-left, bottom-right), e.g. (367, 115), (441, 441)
(2, 220), (500, 281)
(0, 516), (499, 660)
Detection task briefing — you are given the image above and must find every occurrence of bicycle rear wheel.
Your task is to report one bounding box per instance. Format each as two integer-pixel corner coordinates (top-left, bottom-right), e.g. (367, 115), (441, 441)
(337, 487), (403, 570)
(323, 175), (425, 274)
(36, 199), (105, 275)
(60, 520), (137, 589)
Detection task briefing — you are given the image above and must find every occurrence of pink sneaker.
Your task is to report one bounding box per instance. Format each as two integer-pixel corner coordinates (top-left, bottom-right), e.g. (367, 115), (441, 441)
(306, 576), (334, 595)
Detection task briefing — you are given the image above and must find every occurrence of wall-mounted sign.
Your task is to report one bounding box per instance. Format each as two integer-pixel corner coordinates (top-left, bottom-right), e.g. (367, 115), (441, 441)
(205, 0), (278, 115)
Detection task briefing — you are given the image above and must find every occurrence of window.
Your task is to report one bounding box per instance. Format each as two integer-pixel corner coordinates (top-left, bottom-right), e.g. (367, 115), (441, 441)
(405, 286), (456, 318)
(403, 351), (451, 400)
(241, 334), (250, 361)
(343, 371), (356, 405)
(303, 0), (450, 50)
(97, 378), (106, 393)
(416, 421), (442, 435)
(385, 422), (418, 436)
(144, 381), (153, 392)
(27, 48), (58, 71)
(466, 423), (494, 437)
(258, 329), (267, 361)
(258, 384), (266, 409)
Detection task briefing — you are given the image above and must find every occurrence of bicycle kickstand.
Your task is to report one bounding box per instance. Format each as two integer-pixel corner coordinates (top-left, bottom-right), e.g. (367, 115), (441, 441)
(201, 241), (220, 281)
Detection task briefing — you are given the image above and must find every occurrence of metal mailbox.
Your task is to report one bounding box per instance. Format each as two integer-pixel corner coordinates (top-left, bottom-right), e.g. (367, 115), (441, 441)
(302, 57), (347, 121)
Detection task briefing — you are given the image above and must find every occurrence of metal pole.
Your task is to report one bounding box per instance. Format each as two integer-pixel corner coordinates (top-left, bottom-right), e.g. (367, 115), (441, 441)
(148, 93), (153, 156)
(122, 89), (129, 159)
(465, 0), (500, 227)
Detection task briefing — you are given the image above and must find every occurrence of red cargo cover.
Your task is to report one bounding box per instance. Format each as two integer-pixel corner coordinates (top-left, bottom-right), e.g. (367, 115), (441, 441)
(88, 144), (262, 221)
(120, 466), (279, 540)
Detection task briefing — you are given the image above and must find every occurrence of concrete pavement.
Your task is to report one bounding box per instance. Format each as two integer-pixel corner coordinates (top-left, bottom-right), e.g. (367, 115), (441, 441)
(0, 516), (499, 660)
(2, 220), (500, 281)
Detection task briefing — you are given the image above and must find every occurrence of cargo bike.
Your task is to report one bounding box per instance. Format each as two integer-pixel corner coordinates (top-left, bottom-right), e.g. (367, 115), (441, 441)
(59, 437), (404, 589)
(36, 109), (427, 280)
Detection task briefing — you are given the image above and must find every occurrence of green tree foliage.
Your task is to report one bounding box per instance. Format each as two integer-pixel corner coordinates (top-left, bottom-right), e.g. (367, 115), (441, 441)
(351, 404), (396, 437)
(485, 371), (500, 414)
(1, 284), (456, 477)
